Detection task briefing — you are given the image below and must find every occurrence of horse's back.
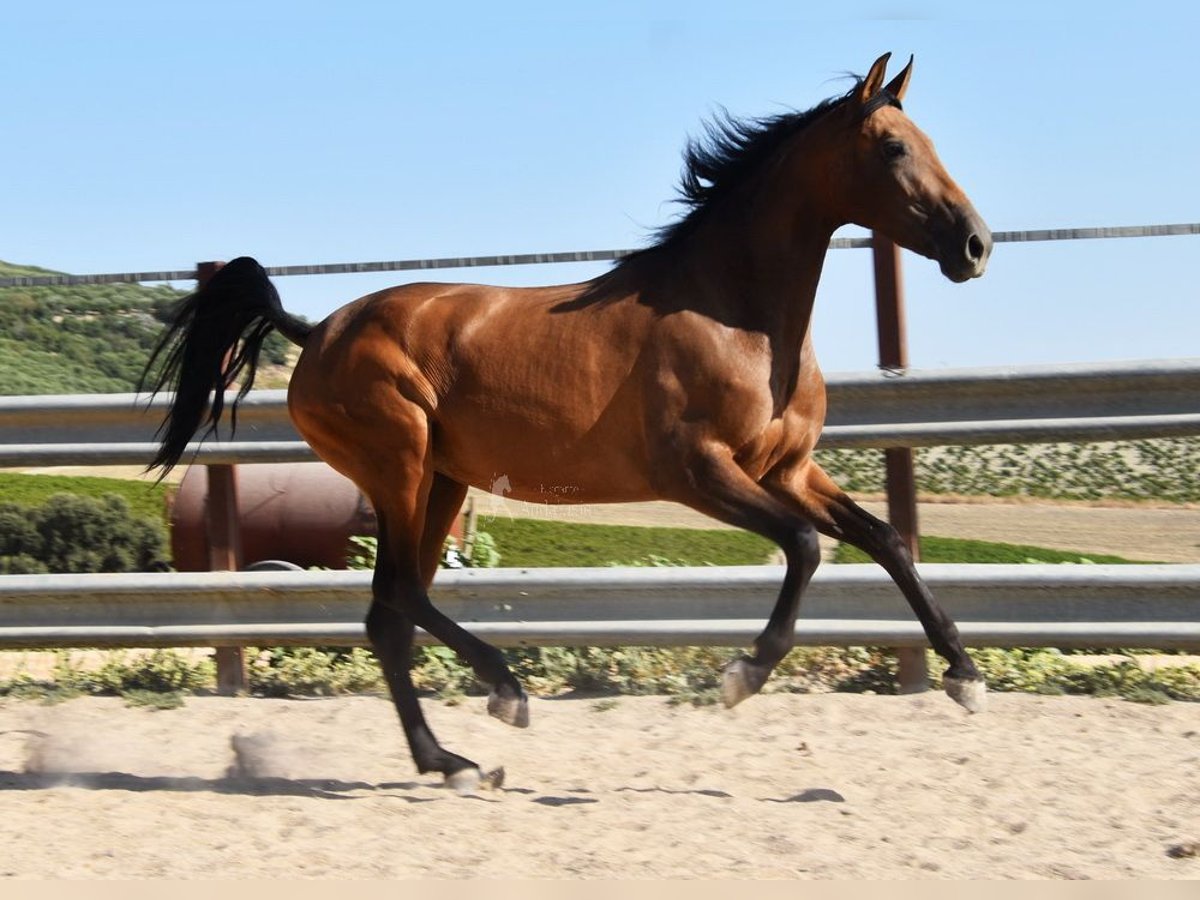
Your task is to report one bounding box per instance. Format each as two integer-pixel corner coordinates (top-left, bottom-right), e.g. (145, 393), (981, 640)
(287, 280), (665, 501)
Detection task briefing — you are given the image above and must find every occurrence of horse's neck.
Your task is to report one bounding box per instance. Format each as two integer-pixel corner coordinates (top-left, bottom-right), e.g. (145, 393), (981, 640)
(683, 212), (834, 355)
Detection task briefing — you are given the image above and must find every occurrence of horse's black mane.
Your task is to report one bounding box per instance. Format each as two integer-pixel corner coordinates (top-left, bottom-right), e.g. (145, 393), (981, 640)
(632, 76), (899, 260)
(559, 77), (896, 310)
(662, 96), (846, 244)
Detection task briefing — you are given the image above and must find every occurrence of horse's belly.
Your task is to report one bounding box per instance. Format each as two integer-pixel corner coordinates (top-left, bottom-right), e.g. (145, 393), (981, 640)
(445, 459), (660, 505)
(432, 414), (657, 505)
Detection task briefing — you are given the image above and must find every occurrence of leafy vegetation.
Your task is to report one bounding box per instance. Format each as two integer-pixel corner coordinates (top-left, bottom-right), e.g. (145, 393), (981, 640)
(0, 493), (169, 573)
(0, 472), (169, 524)
(0, 258), (293, 395)
(945, 649), (1200, 704)
(246, 647), (383, 697)
(816, 438), (1200, 504)
(0, 261), (63, 279)
(0, 649), (213, 708)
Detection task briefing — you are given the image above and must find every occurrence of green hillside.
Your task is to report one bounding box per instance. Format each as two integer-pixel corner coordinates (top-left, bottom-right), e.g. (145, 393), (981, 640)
(0, 261), (67, 279)
(0, 259), (291, 394)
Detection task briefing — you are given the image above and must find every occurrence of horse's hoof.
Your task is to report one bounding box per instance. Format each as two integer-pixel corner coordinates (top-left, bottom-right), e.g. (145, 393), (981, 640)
(488, 691), (530, 728)
(445, 767), (482, 795)
(944, 675), (988, 714)
(444, 766), (505, 795)
(721, 658), (763, 709)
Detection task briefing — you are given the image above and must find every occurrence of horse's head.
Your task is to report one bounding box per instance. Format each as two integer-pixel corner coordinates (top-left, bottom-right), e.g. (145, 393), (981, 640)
(829, 53), (992, 283)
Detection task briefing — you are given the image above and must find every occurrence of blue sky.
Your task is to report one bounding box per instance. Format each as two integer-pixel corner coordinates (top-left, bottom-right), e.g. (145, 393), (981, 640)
(4, 3), (1198, 372)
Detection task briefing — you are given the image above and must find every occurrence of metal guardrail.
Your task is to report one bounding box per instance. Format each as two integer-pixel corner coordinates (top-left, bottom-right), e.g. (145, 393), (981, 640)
(3, 230), (1197, 664)
(0, 358), (1196, 465)
(0, 359), (1196, 657)
(2, 223), (1198, 288)
(1, 564), (1197, 651)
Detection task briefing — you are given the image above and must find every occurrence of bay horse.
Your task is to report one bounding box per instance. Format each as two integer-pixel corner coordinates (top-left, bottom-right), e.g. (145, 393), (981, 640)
(145, 53), (992, 792)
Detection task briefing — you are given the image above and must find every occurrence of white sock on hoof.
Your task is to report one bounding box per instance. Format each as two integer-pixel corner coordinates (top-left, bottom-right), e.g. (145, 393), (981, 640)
(721, 659), (756, 709)
(944, 675), (988, 714)
(487, 691), (530, 728)
(445, 767), (482, 795)
(445, 766), (506, 795)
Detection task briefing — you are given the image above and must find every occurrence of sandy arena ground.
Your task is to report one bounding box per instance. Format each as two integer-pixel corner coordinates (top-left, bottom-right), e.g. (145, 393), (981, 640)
(0, 691), (1197, 880)
(3, 471), (1197, 879)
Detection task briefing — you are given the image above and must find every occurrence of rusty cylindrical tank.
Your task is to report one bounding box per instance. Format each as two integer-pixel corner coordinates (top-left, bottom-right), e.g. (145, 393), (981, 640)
(170, 463), (379, 571)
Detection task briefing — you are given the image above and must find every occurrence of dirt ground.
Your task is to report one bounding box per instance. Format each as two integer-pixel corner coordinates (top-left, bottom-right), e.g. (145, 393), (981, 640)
(0, 691), (1197, 879)
(3, 472), (1197, 880)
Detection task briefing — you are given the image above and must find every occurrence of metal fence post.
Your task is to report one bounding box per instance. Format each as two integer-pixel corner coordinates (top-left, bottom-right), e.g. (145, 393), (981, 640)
(195, 260), (248, 694)
(870, 233), (929, 693)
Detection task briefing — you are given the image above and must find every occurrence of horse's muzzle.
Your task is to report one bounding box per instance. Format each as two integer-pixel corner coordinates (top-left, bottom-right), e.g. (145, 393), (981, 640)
(937, 213), (992, 283)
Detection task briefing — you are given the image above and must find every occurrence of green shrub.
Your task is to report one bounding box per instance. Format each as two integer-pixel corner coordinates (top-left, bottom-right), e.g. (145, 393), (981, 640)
(0, 493), (168, 573)
(346, 535), (378, 570)
(121, 689), (186, 710)
(466, 531), (502, 568)
(5, 644), (1197, 705)
(0, 649), (214, 705)
(0, 677), (83, 704)
(93, 649), (215, 694)
(410, 645), (479, 696)
(0, 473), (169, 525)
(931, 648), (1200, 702)
(247, 647), (383, 697)
(346, 531), (501, 571)
(34, 494), (167, 572)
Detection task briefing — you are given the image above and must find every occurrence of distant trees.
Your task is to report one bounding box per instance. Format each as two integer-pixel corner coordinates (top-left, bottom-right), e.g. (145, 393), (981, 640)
(0, 493), (169, 574)
(0, 265), (296, 575)
(0, 275), (295, 394)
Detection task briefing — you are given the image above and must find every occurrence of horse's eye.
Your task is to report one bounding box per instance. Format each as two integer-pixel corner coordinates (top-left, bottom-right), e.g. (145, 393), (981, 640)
(882, 140), (908, 161)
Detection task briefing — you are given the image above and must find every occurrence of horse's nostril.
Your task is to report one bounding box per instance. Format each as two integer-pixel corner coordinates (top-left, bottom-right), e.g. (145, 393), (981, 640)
(966, 233), (986, 263)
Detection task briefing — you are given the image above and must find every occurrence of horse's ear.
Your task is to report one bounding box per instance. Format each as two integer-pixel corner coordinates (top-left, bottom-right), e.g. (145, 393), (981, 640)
(883, 55), (914, 102)
(856, 53), (892, 105)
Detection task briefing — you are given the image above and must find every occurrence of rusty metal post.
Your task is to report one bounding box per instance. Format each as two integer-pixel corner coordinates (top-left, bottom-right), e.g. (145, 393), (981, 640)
(870, 233), (929, 693)
(196, 261), (248, 694)
(207, 464), (245, 693)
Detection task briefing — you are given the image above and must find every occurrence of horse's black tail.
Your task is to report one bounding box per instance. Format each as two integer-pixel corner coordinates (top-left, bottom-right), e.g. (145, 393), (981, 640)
(139, 256), (313, 476)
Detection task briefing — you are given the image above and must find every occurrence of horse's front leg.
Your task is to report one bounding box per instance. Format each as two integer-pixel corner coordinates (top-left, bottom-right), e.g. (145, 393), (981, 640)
(764, 460), (987, 713)
(667, 448), (823, 707)
(365, 595), (502, 793)
(720, 520), (822, 707)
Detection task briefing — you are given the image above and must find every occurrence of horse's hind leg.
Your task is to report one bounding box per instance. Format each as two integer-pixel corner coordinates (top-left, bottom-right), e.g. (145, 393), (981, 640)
(768, 462), (987, 712)
(421, 474), (532, 736)
(366, 524), (499, 792)
(364, 471), (509, 792)
(367, 431), (529, 732)
(417, 472), (469, 587)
